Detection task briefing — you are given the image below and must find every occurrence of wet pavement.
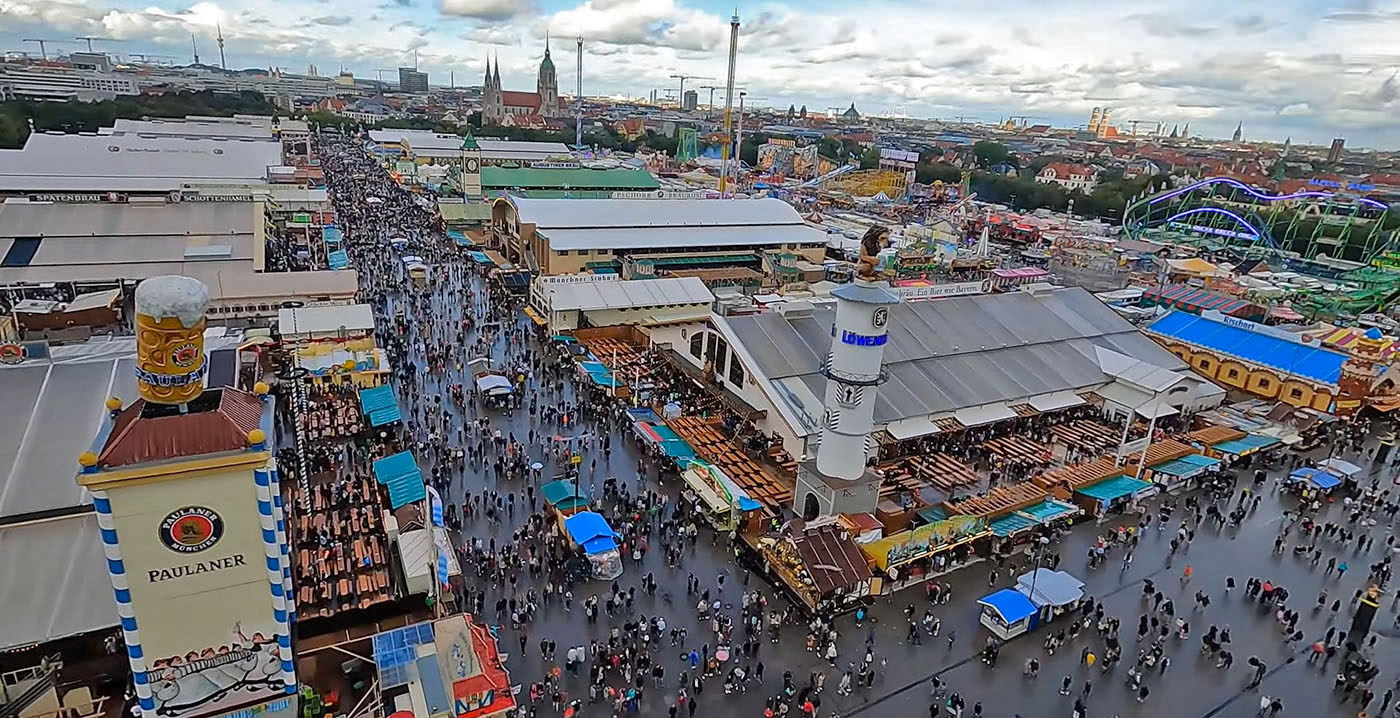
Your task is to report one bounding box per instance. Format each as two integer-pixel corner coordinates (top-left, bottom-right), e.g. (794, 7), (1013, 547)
(316, 132), (1400, 718)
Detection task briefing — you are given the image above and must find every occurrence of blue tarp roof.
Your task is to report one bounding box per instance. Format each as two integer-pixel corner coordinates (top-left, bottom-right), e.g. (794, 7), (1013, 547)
(447, 230), (474, 246)
(989, 513), (1037, 537)
(1212, 434), (1280, 455)
(468, 250), (491, 263)
(1290, 467), (1342, 490)
(1016, 568), (1085, 607)
(323, 227), (343, 243)
(1076, 475), (1152, 501)
(327, 249), (349, 269)
(978, 588), (1038, 624)
(1147, 310), (1348, 386)
(372, 451), (426, 509)
(565, 511), (618, 555)
(358, 384), (402, 426)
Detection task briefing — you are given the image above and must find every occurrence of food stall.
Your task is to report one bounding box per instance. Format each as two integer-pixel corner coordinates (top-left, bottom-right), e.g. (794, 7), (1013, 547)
(757, 524), (873, 616)
(1285, 467), (1342, 499)
(978, 588), (1039, 640)
(858, 515), (990, 594)
(679, 458), (762, 531)
(1018, 568), (1086, 623)
(564, 511), (623, 581)
(541, 478), (589, 521)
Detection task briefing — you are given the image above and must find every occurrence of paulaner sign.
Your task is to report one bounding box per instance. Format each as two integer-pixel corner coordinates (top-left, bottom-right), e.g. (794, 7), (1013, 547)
(147, 554), (247, 583)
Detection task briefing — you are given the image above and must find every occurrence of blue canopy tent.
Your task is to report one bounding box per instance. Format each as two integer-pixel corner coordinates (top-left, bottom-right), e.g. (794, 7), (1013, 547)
(327, 249), (350, 269)
(372, 451), (426, 509)
(565, 511), (618, 554)
(447, 230), (474, 247)
(468, 250), (491, 264)
(358, 384), (402, 426)
(1289, 468), (1342, 491)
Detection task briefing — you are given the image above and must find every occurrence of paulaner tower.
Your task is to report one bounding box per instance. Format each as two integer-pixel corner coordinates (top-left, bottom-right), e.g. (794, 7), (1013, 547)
(794, 278), (902, 520)
(77, 276), (297, 718)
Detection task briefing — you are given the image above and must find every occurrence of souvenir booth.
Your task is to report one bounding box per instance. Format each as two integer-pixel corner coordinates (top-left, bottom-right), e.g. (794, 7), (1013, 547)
(565, 511), (623, 580)
(1319, 458), (1365, 494)
(978, 588), (1039, 640)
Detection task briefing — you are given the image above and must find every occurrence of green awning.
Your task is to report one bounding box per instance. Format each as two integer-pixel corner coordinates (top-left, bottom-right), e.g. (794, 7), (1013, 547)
(645, 253), (758, 267)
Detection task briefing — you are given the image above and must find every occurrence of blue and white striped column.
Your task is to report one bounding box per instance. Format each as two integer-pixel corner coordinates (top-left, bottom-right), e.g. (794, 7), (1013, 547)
(252, 455), (297, 693)
(269, 461), (295, 623)
(90, 488), (156, 717)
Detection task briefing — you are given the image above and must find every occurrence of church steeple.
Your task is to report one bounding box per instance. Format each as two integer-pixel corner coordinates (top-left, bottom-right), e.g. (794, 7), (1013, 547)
(536, 34), (559, 118)
(483, 54), (493, 89)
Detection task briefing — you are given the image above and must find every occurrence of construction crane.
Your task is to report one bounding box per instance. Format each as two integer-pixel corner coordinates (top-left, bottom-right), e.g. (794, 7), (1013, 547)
(667, 73), (711, 106)
(74, 36), (121, 52)
(1123, 119), (1158, 136)
(128, 53), (176, 66)
(698, 84), (742, 118)
(21, 38), (68, 61)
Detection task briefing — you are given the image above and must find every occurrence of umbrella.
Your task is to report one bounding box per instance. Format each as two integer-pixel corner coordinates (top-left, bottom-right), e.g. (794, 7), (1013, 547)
(715, 648), (729, 662)
(531, 462), (544, 471)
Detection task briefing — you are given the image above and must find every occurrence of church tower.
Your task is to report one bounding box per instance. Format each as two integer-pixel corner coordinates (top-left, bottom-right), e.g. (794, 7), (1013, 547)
(482, 55), (502, 125)
(537, 34), (559, 118)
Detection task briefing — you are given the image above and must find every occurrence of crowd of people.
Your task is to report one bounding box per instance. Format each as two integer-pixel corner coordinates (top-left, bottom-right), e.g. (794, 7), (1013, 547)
(298, 128), (1400, 718)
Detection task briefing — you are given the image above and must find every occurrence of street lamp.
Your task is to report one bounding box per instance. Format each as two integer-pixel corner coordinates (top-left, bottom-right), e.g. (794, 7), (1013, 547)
(1027, 535), (1051, 622)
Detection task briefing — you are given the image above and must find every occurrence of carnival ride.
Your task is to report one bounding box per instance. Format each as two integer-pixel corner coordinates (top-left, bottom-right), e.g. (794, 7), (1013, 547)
(826, 169), (908, 199)
(1123, 176), (1397, 265)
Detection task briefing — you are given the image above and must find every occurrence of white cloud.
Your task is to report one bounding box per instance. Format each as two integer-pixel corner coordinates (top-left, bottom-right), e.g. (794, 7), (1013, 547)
(439, 0), (532, 21)
(2, 0), (1398, 145)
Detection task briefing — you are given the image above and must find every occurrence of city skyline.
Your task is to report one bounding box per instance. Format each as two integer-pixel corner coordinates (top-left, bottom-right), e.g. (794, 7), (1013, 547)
(2, 0), (1399, 148)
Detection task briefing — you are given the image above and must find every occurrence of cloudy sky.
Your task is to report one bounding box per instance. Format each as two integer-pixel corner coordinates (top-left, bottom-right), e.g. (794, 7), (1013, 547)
(3, 0), (1399, 148)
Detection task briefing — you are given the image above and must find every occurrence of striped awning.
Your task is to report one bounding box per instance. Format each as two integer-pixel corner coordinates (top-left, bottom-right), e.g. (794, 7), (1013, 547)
(1142, 285), (1255, 317)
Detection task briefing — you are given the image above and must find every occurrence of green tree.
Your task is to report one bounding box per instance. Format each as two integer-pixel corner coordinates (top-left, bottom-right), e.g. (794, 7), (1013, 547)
(859, 145), (881, 170)
(972, 140), (1011, 169)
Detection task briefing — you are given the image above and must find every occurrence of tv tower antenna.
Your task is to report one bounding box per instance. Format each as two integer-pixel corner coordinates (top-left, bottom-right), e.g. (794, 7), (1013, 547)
(718, 10), (739, 196)
(575, 35), (584, 150)
(215, 23), (226, 70)
(191, 34), (200, 65)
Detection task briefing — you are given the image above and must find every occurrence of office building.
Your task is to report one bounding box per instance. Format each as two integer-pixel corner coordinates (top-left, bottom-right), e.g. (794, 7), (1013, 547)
(399, 67), (429, 94)
(682, 90), (698, 111)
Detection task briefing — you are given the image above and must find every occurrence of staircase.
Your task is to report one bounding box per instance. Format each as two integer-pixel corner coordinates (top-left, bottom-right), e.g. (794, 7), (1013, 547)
(0, 659), (61, 718)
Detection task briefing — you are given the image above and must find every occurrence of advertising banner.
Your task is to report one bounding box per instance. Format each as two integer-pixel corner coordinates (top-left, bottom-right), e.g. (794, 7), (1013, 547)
(106, 468), (286, 718)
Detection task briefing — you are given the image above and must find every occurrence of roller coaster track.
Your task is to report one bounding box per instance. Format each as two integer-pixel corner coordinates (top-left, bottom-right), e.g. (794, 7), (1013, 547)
(1122, 176), (1396, 262)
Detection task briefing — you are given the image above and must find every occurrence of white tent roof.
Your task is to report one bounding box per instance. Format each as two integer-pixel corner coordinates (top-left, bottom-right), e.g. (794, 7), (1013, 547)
(547, 277), (713, 312)
(278, 304), (375, 336)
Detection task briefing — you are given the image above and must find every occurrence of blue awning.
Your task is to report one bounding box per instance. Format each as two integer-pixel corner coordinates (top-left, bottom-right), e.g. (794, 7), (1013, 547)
(468, 250), (491, 263)
(447, 230), (474, 246)
(1076, 475), (1152, 502)
(358, 384), (402, 426)
(917, 506), (948, 523)
(327, 249), (350, 269)
(372, 451), (426, 509)
(988, 499), (1080, 536)
(1211, 434), (1280, 456)
(979, 588), (1038, 624)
